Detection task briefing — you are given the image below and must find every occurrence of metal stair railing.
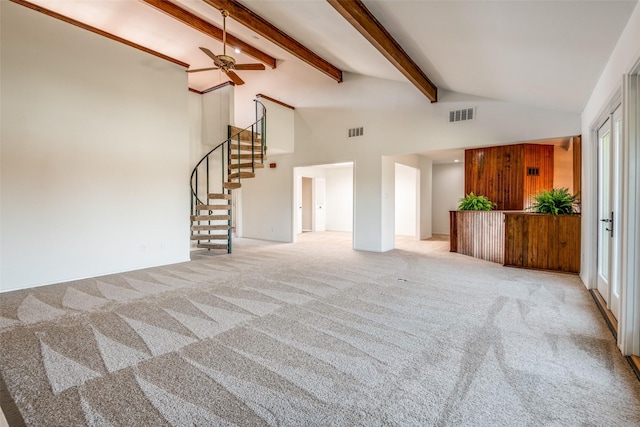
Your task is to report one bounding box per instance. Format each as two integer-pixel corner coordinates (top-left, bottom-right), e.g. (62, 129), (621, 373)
(190, 99), (266, 254)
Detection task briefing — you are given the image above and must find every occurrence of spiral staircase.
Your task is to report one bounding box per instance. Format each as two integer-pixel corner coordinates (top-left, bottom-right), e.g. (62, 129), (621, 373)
(190, 100), (266, 253)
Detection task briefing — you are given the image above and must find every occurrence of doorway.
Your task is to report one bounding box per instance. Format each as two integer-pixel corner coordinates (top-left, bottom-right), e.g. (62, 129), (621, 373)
(597, 105), (622, 321)
(394, 163), (419, 239)
(293, 163), (353, 241)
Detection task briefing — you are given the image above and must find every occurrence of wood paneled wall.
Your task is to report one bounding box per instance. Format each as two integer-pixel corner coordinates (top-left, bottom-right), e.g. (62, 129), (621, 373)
(523, 144), (554, 209)
(465, 145), (523, 210)
(503, 213), (580, 273)
(450, 211), (505, 263)
(450, 211), (581, 273)
(465, 144), (554, 210)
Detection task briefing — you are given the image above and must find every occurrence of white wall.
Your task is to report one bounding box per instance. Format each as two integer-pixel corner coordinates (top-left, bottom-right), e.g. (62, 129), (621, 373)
(258, 97), (295, 154)
(325, 166), (353, 232)
(395, 164), (417, 236)
(0, 2), (190, 291)
(201, 86), (235, 196)
(432, 163), (465, 235)
(189, 92), (204, 166)
(418, 156), (433, 240)
(240, 154), (294, 242)
(202, 85), (234, 150)
(381, 156), (396, 251)
(292, 80), (580, 167)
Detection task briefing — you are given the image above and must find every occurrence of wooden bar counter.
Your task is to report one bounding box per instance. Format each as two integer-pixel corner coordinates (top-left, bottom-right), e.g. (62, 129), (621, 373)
(450, 210), (580, 273)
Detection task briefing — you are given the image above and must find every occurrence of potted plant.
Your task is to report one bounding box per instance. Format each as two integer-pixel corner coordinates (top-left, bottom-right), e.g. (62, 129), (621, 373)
(528, 187), (580, 215)
(458, 192), (496, 211)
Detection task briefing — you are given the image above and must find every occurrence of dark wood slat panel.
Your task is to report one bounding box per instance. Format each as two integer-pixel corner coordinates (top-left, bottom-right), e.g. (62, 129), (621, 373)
(504, 213), (580, 273)
(466, 144), (557, 210)
(449, 211), (458, 252)
(523, 144), (554, 209)
(465, 145), (524, 210)
(505, 213), (523, 266)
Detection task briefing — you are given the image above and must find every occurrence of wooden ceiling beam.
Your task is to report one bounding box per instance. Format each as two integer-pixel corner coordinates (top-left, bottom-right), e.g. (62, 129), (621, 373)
(141, 0), (276, 69)
(327, 0), (437, 102)
(203, 0), (343, 83)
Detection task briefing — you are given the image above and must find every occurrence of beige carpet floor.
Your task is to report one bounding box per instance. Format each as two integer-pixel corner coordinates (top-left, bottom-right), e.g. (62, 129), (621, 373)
(1, 232), (639, 426)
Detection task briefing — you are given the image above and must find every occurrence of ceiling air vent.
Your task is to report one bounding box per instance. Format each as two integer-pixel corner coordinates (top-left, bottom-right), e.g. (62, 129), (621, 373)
(449, 107), (475, 123)
(348, 127), (364, 138)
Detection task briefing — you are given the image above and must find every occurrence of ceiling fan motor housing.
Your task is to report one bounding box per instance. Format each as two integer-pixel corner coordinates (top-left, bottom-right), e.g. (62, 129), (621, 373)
(218, 55), (236, 67)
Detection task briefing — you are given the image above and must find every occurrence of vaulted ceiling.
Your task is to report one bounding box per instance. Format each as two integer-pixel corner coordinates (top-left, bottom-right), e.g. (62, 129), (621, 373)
(19, 0), (638, 113)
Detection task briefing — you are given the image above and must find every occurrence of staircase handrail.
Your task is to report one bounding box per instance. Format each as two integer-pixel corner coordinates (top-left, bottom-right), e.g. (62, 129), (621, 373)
(190, 100), (266, 208)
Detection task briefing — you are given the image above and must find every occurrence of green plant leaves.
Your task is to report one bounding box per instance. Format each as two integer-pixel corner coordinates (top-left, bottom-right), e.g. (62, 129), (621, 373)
(458, 192), (496, 211)
(528, 188), (579, 215)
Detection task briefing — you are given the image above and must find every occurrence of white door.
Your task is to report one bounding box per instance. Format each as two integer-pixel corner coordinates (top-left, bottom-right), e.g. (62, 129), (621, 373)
(610, 106), (622, 319)
(597, 106), (622, 319)
(314, 178), (326, 232)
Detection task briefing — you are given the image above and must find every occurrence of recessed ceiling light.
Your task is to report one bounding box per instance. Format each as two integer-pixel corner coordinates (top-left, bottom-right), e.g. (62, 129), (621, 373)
(234, 48), (241, 54)
(454, 159), (460, 163)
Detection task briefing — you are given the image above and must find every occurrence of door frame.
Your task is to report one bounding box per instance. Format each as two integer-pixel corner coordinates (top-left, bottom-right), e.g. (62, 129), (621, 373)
(588, 90), (621, 295)
(596, 106), (623, 320)
(298, 176), (326, 233)
(292, 163), (355, 243)
(595, 115), (615, 311)
(313, 178), (326, 232)
(619, 63), (640, 356)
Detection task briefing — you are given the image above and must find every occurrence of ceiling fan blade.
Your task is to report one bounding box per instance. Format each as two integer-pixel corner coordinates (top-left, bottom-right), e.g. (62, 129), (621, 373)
(225, 70), (245, 85)
(200, 47), (225, 68)
(234, 63), (266, 71)
(199, 47), (218, 61)
(186, 67), (220, 73)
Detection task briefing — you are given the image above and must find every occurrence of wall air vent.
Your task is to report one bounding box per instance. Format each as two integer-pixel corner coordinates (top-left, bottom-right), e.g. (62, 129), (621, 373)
(449, 107), (475, 123)
(348, 127), (364, 138)
(527, 167), (540, 176)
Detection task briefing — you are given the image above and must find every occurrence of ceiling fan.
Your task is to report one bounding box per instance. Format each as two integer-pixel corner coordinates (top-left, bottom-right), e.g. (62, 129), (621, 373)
(186, 9), (265, 85)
